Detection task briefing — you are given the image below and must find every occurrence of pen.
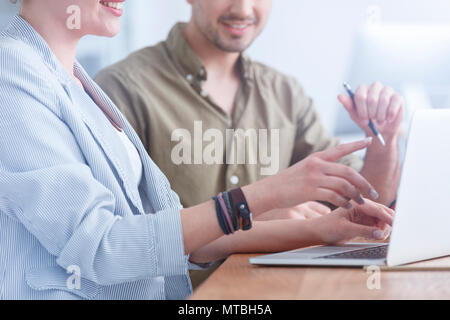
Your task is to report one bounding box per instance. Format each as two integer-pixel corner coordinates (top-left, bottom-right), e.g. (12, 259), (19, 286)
(343, 82), (386, 146)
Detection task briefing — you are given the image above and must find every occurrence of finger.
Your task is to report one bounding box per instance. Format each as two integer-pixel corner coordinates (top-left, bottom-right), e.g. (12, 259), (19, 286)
(343, 220), (387, 241)
(338, 94), (356, 115)
(386, 94), (404, 123)
(354, 84), (369, 123)
(367, 82), (384, 119)
(316, 138), (373, 162)
(323, 162), (379, 201)
(316, 188), (353, 209)
(338, 94), (363, 127)
(391, 103), (404, 128)
(319, 176), (365, 206)
(376, 86), (394, 123)
(355, 200), (394, 226)
(305, 201), (332, 215)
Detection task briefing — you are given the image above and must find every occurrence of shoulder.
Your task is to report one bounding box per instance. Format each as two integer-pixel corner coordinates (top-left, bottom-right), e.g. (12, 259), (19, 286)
(0, 35), (60, 94)
(0, 36), (63, 118)
(249, 59), (308, 100)
(0, 35), (53, 77)
(95, 42), (168, 87)
(248, 58), (312, 117)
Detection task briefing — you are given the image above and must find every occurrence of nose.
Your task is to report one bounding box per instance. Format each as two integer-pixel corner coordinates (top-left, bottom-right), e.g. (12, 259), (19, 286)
(229, 0), (254, 19)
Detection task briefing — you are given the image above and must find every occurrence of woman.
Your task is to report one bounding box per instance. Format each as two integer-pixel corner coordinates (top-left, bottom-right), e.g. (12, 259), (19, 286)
(0, 0), (393, 299)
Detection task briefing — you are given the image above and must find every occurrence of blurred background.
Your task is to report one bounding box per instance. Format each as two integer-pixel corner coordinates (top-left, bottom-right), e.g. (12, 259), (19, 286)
(1, 0), (450, 146)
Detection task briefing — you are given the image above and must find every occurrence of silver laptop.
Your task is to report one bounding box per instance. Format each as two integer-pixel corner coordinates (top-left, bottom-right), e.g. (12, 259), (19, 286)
(250, 109), (450, 267)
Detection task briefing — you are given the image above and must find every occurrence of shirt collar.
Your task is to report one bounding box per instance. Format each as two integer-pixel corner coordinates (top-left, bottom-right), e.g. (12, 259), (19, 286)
(239, 52), (252, 81)
(165, 22), (207, 82)
(165, 22), (253, 83)
(3, 15), (76, 85)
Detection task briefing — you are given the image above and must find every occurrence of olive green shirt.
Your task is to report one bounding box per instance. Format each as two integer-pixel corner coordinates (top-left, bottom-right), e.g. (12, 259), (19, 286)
(95, 22), (363, 209)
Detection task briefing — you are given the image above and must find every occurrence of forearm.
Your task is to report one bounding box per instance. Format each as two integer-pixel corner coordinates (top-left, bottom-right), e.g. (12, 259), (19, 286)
(360, 135), (401, 205)
(189, 219), (322, 263)
(181, 183), (276, 256)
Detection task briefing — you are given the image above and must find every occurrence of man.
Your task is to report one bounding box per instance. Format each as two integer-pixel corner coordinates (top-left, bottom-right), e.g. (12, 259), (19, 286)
(95, 0), (403, 286)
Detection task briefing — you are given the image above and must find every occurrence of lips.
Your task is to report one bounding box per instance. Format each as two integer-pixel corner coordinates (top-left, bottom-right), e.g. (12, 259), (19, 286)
(99, 0), (125, 17)
(221, 21), (253, 37)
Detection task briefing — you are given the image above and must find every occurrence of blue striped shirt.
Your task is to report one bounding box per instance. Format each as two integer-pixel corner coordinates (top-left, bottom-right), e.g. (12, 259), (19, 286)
(0, 15), (193, 300)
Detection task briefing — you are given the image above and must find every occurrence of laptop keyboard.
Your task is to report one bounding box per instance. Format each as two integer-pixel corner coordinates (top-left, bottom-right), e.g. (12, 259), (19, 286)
(317, 245), (388, 260)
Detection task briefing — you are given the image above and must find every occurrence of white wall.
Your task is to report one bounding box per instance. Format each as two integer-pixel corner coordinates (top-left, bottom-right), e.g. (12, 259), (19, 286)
(246, 0), (450, 130)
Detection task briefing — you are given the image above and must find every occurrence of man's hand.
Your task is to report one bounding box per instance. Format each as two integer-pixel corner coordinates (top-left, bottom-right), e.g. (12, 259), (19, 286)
(256, 202), (332, 221)
(338, 82), (404, 142)
(337, 82), (403, 205)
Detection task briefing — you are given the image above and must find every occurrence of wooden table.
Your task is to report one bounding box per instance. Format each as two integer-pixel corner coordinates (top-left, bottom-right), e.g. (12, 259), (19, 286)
(190, 253), (450, 300)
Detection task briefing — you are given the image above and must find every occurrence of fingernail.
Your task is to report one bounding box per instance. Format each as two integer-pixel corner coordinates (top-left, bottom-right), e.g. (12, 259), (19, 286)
(345, 202), (353, 210)
(356, 195), (365, 205)
(370, 189), (379, 200)
(373, 230), (385, 240)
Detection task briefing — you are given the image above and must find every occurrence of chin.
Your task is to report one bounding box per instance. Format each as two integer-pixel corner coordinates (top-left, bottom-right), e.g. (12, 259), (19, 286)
(103, 24), (121, 37)
(93, 21), (121, 37)
(220, 39), (253, 53)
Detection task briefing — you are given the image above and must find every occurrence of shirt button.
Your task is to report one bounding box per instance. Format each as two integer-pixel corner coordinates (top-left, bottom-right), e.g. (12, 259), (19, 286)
(186, 74), (194, 82)
(230, 175), (239, 185)
(200, 89), (208, 97)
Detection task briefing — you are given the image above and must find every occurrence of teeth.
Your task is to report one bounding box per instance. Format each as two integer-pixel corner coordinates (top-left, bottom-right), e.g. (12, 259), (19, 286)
(100, 1), (124, 10)
(227, 24), (248, 29)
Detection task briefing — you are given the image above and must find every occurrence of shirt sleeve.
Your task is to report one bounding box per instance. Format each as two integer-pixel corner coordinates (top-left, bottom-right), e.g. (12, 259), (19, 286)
(290, 82), (364, 172)
(0, 47), (188, 286)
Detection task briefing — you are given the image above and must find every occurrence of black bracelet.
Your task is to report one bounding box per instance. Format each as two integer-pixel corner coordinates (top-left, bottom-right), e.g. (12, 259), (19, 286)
(223, 191), (239, 231)
(213, 196), (230, 235)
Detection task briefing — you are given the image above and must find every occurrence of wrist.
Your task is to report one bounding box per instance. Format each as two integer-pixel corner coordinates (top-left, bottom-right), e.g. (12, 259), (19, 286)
(242, 179), (277, 217)
(306, 217), (329, 246)
(366, 134), (399, 159)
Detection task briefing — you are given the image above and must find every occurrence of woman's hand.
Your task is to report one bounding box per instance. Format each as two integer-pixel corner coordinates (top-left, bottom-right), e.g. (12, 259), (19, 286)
(256, 202), (331, 221)
(244, 138), (380, 216)
(311, 199), (394, 245)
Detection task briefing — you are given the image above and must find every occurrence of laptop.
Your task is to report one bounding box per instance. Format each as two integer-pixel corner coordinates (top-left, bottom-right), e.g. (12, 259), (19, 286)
(250, 109), (450, 267)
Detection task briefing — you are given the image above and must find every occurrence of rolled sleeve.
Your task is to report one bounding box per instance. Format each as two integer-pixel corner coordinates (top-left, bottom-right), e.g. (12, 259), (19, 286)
(152, 206), (189, 276)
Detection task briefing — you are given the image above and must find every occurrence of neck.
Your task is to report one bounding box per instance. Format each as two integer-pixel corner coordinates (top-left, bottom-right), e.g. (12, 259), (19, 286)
(20, 6), (81, 80)
(183, 21), (240, 78)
